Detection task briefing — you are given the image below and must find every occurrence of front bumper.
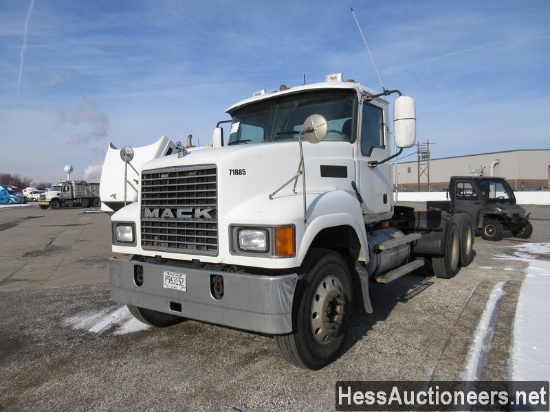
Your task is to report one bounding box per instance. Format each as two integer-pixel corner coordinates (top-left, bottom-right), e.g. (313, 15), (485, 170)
(503, 212), (530, 230)
(109, 257), (297, 334)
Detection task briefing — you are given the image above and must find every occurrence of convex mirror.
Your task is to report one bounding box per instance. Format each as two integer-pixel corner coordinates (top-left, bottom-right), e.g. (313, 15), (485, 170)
(301, 114), (328, 144)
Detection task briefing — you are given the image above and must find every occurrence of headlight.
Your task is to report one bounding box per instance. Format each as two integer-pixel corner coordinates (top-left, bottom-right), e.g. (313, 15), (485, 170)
(113, 223), (136, 245)
(231, 225), (295, 257)
(238, 228), (268, 252)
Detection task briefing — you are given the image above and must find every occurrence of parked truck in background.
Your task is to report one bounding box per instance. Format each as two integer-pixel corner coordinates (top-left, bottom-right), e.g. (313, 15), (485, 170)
(0, 185), (26, 204)
(39, 180), (100, 209)
(427, 176), (532, 241)
(109, 74), (475, 369)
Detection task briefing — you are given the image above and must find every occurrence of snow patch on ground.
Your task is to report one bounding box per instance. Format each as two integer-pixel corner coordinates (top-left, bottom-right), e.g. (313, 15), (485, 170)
(0, 203), (35, 210)
(462, 242), (549, 381)
(504, 243), (550, 380)
(463, 281), (506, 381)
(61, 305), (150, 336)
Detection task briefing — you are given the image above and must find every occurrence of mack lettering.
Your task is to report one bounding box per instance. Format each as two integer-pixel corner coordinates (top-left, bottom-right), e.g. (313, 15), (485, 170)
(143, 207), (215, 219)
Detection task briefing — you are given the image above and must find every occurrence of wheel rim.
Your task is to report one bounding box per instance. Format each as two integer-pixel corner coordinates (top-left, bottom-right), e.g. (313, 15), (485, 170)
(485, 225), (495, 236)
(310, 275), (346, 344)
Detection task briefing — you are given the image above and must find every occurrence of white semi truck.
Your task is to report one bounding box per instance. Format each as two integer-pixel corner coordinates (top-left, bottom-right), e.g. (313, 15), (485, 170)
(39, 180), (100, 209)
(109, 74), (474, 369)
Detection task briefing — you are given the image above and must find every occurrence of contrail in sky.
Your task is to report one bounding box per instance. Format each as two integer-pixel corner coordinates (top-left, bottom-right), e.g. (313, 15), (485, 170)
(17, 0), (36, 102)
(387, 28), (550, 73)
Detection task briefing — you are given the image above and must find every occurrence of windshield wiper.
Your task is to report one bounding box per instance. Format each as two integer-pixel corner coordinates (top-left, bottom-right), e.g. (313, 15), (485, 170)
(275, 131), (299, 136)
(228, 139), (251, 145)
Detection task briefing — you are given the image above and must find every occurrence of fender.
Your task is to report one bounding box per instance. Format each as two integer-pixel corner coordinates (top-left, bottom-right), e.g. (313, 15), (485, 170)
(298, 189), (374, 314)
(297, 189), (369, 265)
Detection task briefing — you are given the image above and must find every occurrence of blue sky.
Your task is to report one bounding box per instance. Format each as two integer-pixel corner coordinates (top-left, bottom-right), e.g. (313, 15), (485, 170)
(1, 0), (549, 185)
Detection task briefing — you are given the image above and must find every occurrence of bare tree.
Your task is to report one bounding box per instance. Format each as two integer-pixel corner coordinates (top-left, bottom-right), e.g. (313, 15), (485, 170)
(0, 173), (35, 188)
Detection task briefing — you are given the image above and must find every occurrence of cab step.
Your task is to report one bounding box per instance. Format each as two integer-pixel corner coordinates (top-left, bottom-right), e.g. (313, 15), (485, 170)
(375, 259), (425, 284)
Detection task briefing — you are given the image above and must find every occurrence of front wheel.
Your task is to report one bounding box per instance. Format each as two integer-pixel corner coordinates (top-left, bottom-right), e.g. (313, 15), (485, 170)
(127, 305), (185, 327)
(50, 199), (61, 210)
(482, 218), (503, 241)
(274, 249), (353, 370)
(512, 221), (533, 239)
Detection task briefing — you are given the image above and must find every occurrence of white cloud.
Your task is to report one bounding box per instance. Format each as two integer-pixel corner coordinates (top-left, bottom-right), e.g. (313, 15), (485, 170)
(83, 164), (103, 181)
(57, 96), (109, 144)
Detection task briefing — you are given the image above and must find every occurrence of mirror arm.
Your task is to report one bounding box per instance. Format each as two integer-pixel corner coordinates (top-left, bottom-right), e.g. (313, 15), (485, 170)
(368, 147), (403, 167)
(215, 120), (232, 146)
(366, 89), (403, 101)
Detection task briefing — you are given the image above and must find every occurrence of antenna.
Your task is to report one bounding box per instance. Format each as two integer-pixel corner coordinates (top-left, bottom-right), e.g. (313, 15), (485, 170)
(351, 7), (385, 91)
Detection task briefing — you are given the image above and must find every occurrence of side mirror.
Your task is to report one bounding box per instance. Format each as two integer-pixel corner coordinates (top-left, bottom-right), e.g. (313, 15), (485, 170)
(212, 127), (223, 147)
(394, 96), (416, 148)
(301, 114), (328, 144)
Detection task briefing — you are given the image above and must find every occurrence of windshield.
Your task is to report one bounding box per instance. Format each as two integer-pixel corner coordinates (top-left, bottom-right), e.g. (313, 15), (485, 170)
(52, 185), (62, 192)
(228, 90), (357, 145)
(479, 179), (516, 203)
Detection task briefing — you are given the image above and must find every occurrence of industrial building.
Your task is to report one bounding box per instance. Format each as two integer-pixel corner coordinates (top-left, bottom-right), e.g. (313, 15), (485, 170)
(395, 149), (550, 192)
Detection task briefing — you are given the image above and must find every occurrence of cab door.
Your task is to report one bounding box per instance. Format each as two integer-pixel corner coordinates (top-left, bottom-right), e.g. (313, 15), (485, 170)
(356, 101), (393, 223)
(61, 184), (72, 200)
(451, 178), (485, 225)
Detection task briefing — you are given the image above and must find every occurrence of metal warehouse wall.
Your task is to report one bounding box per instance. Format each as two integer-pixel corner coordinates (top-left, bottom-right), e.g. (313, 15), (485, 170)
(395, 149), (550, 191)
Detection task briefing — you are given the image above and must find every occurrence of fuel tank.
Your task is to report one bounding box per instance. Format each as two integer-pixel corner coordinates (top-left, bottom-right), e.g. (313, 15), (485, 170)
(366, 227), (410, 277)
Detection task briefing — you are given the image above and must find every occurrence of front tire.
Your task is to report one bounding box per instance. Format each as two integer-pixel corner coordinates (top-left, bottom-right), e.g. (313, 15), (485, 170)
(482, 218), (503, 241)
(274, 249), (353, 370)
(512, 221), (533, 239)
(50, 199), (61, 210)
(127, 305), (185, 327)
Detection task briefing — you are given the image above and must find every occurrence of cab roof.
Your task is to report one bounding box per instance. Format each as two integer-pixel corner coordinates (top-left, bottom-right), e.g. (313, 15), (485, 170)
(226, 79), (386, 115)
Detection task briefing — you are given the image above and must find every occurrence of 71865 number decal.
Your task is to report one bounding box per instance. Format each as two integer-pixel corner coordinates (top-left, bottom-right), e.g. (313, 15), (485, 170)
(229, 169), (246, 176)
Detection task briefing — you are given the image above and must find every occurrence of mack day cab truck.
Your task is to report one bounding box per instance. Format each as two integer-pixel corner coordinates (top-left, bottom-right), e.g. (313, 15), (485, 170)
(39, 180), (100, 209)
(109, 74), (475, 370)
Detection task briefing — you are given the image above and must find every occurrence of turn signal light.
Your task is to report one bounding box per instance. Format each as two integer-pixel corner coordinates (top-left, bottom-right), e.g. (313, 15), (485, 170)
(274, 226), (295, 257)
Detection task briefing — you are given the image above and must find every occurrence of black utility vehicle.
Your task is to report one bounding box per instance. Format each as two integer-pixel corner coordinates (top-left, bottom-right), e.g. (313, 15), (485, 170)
(428, 176), (532, 241)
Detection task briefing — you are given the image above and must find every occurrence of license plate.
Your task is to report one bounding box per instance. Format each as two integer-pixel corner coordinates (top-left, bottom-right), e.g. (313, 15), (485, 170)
(163, 271), (187, 291)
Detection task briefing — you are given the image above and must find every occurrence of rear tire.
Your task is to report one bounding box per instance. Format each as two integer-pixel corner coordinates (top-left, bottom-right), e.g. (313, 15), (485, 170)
(482, 218), (503, 241)
(81, 198), (90, 208)
(127, 305), (185, 327)
(274, 249), (353, 370)
(431, 221), (460, 279)
(454, 213), (475, 267)
(512, 221), (533, 239)
(92, 198), (101, 207)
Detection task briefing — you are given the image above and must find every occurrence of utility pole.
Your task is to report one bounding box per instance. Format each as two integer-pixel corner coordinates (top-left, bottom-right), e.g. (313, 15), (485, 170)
(417, 140), (434, 191)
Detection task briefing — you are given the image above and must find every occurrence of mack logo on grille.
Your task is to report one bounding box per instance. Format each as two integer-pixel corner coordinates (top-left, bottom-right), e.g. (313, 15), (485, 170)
(143, 207), (215, 219)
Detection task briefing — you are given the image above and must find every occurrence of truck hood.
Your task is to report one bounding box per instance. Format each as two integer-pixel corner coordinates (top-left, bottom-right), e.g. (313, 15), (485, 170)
(141, 141), (355, 186)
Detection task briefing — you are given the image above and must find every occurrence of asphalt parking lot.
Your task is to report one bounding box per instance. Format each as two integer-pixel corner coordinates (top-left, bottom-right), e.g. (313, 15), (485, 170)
(0, 204), (548, 411)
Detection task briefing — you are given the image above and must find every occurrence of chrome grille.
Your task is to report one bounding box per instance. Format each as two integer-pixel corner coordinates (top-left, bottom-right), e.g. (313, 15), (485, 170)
(141, 165), (218, 256)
